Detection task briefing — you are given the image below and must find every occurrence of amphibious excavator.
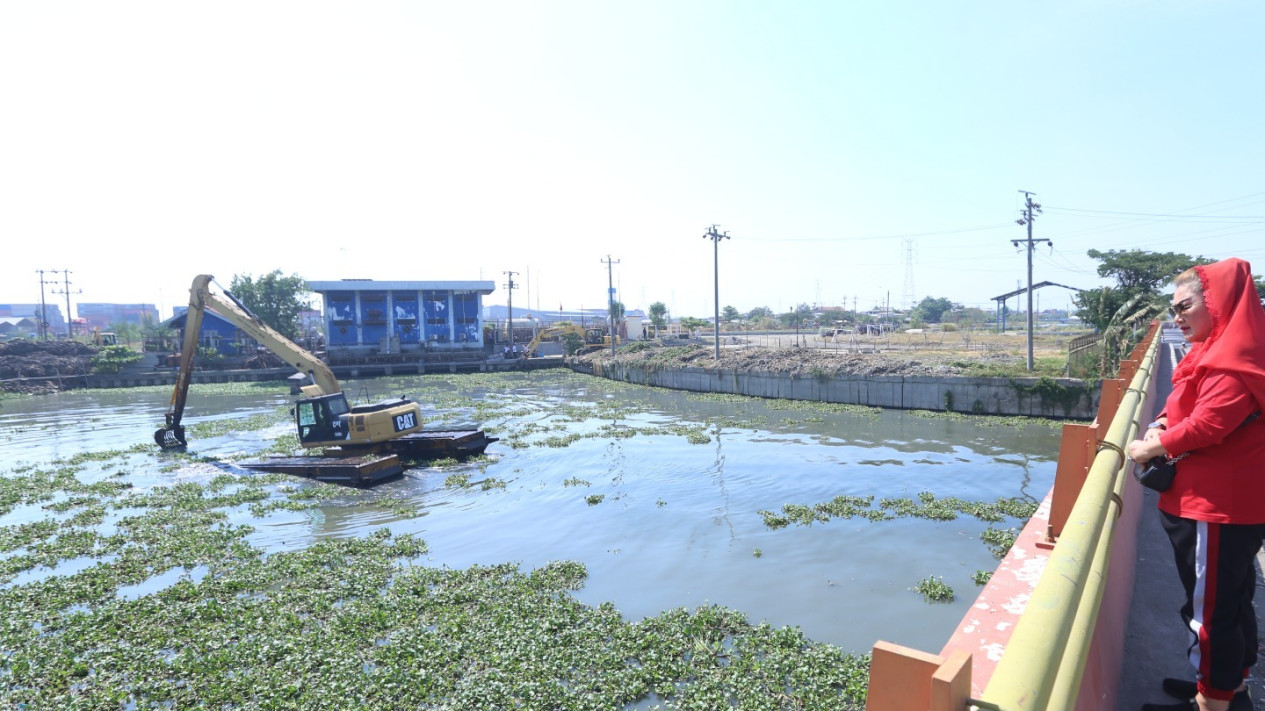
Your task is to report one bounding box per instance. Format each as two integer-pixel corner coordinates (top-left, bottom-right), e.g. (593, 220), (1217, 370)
(154, 274), (426, 452)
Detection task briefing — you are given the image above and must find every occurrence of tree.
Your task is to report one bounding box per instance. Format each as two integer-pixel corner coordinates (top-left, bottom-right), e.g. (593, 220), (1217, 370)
(229, 271), (311, 342)
(108, 321), (142, 348)
(911, 296), (959, 324)
(777, 303), (814, 329)
(721, 305), (741, 323)
(1087, 249), (1211, 292)
(648, 302), (669, 330)
(1074, 250), (1211, 331)
(746, 306), (773, 321)
(1074, 287), (1131, 332)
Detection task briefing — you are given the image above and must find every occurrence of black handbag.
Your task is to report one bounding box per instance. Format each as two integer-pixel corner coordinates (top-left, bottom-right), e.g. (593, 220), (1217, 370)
(1137, 455), (1184, 492)
(1134, 412), (1259, 492)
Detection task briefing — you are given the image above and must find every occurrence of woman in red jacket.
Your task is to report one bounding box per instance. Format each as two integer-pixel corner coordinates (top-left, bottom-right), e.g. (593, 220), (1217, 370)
(1129, 257), (1265, 711)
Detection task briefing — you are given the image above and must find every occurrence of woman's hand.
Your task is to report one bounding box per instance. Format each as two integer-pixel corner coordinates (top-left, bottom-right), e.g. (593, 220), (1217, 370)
(1128, 437), (1166, 465)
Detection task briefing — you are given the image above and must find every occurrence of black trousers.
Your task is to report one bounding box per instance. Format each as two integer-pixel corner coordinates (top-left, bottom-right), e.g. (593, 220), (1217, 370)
(1160, 511), (1265, 700)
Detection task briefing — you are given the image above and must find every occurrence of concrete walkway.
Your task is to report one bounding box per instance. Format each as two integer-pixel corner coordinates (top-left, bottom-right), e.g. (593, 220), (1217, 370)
(1116, 333), (1265, 709)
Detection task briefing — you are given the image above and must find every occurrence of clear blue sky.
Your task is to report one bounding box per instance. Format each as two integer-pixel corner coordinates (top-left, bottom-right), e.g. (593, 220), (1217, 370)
(3, 1), (1262, 320)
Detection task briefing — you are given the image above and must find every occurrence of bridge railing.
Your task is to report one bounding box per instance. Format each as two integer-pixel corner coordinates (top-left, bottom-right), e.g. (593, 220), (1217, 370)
(864, 322), (1161, 711)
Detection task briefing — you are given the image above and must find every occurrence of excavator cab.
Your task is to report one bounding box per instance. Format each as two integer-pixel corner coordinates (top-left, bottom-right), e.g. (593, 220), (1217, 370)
(294, 393), (351, 446)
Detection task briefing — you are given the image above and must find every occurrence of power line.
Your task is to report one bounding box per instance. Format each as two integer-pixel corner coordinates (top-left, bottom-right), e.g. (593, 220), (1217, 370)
(740, 223), (1012, 243)
(1045, 206), (1264, 221)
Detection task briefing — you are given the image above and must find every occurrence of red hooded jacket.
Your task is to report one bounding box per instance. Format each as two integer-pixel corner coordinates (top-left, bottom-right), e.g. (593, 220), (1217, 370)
(1158, 257), (1265, 523)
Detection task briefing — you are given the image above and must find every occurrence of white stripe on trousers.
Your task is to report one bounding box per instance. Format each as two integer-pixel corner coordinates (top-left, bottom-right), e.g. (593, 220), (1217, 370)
(1188, 519), (1210, 673)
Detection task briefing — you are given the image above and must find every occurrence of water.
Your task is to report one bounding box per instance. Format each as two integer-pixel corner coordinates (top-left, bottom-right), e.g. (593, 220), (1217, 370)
(0, 371), (1060, 654)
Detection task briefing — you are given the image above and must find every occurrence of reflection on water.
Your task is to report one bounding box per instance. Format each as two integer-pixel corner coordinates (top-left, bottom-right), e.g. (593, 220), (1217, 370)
(0, 371), (1061, 653)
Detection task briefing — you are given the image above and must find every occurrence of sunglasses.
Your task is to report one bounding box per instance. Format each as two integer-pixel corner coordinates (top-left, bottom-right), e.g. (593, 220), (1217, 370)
(1168, 297), (1201, 318)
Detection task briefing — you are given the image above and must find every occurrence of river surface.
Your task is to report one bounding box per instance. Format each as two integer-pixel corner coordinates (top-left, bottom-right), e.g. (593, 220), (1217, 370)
(0, 370), (1061, 655)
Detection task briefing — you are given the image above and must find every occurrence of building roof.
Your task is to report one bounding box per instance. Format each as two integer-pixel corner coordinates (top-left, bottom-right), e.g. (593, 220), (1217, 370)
(307, 280), (495, 295)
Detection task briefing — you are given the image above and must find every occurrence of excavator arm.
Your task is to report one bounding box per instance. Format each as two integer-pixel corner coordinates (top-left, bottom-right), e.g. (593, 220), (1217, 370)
(155, 274), (340, 448)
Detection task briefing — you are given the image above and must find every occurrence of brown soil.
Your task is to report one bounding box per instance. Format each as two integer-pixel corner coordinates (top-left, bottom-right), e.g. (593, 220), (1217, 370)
(573, 334), (1069, 379)
(0, 340), (98, 394)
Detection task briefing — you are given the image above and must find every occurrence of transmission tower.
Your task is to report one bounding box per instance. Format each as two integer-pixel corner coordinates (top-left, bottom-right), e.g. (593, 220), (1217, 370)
(902, 239), (917, 311)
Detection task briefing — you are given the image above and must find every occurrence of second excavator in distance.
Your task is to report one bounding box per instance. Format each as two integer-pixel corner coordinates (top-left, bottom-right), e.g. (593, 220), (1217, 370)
(154, 275), (494, 475)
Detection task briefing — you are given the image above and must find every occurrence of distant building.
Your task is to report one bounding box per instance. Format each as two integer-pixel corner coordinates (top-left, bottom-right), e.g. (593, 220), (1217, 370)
(307, 279), (495, 359)
(0, 317), (40, 339)
(0, 304), (65, 335)
(163, 309), (257, 357)
(76, 303), (159, 331)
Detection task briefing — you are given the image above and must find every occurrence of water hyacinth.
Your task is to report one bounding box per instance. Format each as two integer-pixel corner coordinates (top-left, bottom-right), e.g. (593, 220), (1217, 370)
(1, 448), (869, 710)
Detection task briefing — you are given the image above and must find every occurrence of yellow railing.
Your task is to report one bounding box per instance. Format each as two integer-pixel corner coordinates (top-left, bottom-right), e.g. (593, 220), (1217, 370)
(863, 323), (1163, 711)
(978, 328), (1159, 709)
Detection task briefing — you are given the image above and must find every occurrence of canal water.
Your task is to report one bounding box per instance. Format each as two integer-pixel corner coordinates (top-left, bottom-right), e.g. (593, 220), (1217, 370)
(0, 370), (1061, 656)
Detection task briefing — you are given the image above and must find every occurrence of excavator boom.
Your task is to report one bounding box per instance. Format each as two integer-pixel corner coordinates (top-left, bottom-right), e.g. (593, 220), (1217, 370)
(155, 275), (421, 450)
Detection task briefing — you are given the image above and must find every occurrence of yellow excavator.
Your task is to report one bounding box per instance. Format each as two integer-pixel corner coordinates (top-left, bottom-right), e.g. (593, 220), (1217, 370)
(154, 275), (423, 450)
(523, 324), (619, 357)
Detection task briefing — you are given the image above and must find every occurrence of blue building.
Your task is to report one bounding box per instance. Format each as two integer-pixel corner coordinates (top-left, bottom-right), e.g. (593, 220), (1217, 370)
(307, 279), (495, 359)
(164, 309), (254, 357)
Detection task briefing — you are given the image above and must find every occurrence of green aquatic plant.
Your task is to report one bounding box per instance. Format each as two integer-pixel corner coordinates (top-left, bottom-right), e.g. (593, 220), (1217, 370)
(981, 527), (1020, 559)
(912, 576), (955, 603)
(0, 463), (871, 709)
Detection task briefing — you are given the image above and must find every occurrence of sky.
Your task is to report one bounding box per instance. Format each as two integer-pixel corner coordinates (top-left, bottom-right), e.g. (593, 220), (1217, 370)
(3, 1), (1263, 321)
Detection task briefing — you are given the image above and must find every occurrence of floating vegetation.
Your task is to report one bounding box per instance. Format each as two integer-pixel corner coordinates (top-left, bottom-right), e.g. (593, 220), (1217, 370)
(0, 461), (870, 710)
(585, 494), (606, 506)
(443, 472), (472, 488)
(563, 478), (591, 488)
(972, 570), (992, 586)
(904, 409), (1074, 429)
(981, 527), (1020, 559)
(760, 492), (1036, 560)
(912, 576), (955, 603)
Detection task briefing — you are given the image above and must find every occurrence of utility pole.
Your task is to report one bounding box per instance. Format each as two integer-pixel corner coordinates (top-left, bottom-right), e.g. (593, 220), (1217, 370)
(53, 269), (81, 338)
(503, 271), (519, 355)
(601, 255), (620, 357)
(1013, 191), (1049, 372)
(35, 270), (53, 340)
(703, 225), (729, 359)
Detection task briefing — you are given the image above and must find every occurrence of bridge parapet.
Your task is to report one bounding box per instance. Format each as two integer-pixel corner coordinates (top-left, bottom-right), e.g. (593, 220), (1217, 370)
(865, 322), (1163, 711)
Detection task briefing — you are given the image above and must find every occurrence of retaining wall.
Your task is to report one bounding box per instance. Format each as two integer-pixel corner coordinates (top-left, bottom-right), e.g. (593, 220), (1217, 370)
(569, 360), (1098, 419)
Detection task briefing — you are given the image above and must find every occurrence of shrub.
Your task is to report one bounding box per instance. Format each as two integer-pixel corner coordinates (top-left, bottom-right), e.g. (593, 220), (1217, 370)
(89, 345), (142, 374)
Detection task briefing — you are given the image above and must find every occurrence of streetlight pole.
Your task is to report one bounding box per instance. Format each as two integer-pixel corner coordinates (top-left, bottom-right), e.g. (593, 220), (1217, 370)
(703, 225), (729, 359)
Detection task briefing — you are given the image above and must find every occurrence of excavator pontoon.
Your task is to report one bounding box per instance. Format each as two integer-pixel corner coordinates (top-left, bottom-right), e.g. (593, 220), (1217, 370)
(155, 275), (494, 483)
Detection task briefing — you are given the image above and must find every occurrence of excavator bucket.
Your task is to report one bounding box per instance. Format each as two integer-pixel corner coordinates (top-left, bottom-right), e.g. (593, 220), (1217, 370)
(154, 425), (187, 449)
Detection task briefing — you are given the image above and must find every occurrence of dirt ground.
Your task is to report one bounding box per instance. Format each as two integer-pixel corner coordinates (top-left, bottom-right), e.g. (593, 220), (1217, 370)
(0, 340), (99, 394)
(575, 330), (1080, 378)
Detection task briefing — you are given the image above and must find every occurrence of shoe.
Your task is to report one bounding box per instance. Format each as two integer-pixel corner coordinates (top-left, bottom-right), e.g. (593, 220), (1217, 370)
(1142, 700), (1195, 711)
(1162, 678), (1197, 700)
(1149, 681), (1252, 710)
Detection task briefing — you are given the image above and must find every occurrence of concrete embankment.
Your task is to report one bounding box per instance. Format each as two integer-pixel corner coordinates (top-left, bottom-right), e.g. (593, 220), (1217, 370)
(569, 359), (1098, 419)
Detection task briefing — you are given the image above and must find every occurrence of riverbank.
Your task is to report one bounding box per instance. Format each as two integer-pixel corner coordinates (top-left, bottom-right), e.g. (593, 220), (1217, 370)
(571, 343), (1097, 419)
